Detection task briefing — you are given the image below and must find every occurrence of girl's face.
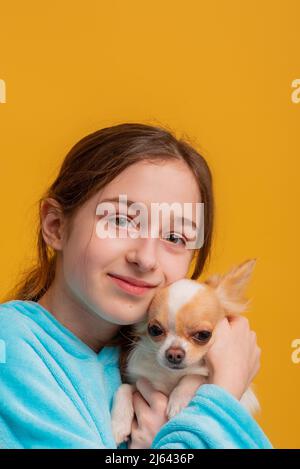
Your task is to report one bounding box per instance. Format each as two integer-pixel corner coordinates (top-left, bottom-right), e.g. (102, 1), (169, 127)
(61, 160), (201, 325)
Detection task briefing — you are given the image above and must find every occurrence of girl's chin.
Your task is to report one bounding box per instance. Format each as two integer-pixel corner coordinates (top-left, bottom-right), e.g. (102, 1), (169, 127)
(111, 311), (147, 326)
(90, 300), (145, 325)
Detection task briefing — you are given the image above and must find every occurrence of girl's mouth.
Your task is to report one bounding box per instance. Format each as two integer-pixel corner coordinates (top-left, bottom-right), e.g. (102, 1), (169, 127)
(107, 274), (155, 296)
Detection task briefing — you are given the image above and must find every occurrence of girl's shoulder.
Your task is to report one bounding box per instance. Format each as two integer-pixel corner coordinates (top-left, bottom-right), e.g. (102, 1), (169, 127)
(0, 300), (51, 371)
(0, 300), (42, 348)
(0, 300), (121, 365)
(0, 298), (40, 324)
(0, 299), (35, 326)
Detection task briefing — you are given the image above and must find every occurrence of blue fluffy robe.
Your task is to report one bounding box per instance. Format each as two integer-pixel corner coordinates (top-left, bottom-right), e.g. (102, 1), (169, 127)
(0, 300), (272, 449)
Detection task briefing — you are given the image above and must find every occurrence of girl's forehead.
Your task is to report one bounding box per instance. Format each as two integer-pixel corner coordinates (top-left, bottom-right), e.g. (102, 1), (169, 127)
(95, 161), (201, 205)
(72, 161), (204, 249)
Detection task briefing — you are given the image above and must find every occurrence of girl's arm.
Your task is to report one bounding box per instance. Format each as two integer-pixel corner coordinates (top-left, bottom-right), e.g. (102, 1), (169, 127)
(151, 383), (272, 449)
(0, 312), (110, 449)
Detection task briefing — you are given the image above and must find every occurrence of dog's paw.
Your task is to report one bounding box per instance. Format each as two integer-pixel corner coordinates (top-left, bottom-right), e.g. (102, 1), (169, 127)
(111, 383), (135, 445)
(111, 419), (132, 445)
(166, 393), (190, 419)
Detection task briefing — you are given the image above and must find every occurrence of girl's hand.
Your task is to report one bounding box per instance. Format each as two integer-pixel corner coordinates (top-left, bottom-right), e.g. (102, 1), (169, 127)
(128, 378), (169, 449)
(205, 315), (261, 400)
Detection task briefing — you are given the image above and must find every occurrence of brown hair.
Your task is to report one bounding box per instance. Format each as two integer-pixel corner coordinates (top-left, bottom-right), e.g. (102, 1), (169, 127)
(4, 122), (215, 348)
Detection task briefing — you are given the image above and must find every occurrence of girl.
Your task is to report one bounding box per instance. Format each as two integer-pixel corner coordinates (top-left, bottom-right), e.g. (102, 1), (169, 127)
(0, 123), (272, 449)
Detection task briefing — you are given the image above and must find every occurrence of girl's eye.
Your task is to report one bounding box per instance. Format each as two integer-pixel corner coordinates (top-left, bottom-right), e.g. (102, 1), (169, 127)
(107, 217), (187, 245)
(164, 233), (186, 246)
(108, 215), (136, 229)
(193, 330), (212, 344)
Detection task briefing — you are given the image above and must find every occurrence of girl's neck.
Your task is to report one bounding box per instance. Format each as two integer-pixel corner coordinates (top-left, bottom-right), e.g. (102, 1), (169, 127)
(38, 279), (120, 354)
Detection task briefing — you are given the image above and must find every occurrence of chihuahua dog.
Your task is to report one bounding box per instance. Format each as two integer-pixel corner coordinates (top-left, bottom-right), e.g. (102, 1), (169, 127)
(111, 259), (260, 446)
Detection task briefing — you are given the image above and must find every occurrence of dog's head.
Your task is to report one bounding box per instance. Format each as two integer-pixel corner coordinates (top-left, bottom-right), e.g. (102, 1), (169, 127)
(132, 259), (256, 371)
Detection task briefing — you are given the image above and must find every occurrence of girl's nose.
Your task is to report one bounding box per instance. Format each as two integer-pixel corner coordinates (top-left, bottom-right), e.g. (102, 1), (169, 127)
(126, 238), (159, 272)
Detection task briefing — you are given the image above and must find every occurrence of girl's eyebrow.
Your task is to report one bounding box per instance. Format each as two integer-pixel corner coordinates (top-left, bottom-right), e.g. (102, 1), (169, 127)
(99, 197), (137, 206)
(98, 197), (198, 230)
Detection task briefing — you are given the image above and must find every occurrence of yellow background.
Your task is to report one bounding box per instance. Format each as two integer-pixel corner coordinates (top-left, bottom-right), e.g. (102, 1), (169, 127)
(0, 0), (299, 448)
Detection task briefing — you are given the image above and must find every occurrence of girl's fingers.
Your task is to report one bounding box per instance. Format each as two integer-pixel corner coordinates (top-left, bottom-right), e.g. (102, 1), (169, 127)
(226, 314), (240, 323)
(128, 417), (141, 449)
(132, 390), (149, 426)
(213, 317), (230, 338)
(136, 378), (157, 408)
(249, 346), (261, 382)
(135, 377), (167, 411)
(131, 416), (138, 433)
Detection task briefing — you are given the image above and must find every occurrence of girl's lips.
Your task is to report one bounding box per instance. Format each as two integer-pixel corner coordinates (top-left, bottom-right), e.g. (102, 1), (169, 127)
(107, 274), (155, 296)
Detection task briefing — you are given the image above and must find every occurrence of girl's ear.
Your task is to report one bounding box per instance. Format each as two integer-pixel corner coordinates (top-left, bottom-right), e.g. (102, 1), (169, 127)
(204, 259), (257, 315)
(40, 198), (66, 251)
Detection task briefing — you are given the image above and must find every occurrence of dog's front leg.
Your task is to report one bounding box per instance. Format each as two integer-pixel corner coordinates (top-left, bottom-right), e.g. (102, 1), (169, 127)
(167, 374), (207, 419)
(111, 383), (137, 445)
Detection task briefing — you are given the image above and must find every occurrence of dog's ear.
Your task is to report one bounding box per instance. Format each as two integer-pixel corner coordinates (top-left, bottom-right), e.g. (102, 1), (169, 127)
(204, 259), (257, 315)
(203, 273), (223, 288)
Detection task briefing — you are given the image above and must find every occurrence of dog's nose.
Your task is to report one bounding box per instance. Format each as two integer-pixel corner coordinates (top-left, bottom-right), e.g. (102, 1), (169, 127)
(165, 347), (185, 364)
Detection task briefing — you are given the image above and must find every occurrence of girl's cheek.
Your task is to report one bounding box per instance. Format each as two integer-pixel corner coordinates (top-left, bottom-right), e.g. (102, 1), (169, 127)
(158, 248), (192, 283)
(83, 239), (131, 279)
(91, 236), (130, 262)
(85, 232), (192, 281)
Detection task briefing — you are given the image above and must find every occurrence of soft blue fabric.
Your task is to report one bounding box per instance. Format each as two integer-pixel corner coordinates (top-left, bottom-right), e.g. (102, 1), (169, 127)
(0, 300), (272, 449)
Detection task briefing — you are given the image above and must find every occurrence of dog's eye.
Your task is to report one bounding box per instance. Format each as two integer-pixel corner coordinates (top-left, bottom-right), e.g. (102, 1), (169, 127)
(193, 330), (212, 343)
(148, 324), (164, 337)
